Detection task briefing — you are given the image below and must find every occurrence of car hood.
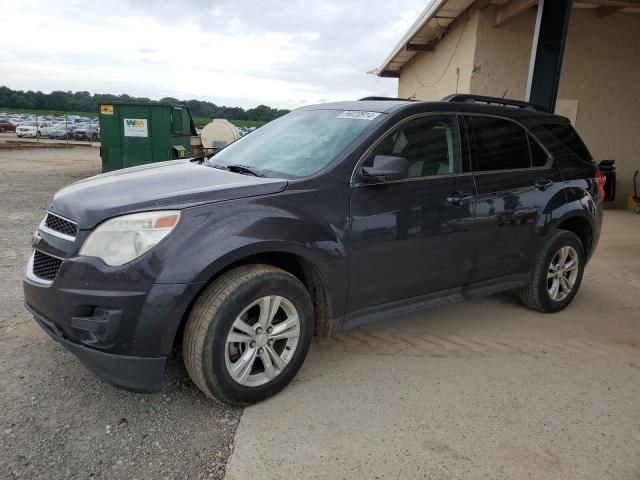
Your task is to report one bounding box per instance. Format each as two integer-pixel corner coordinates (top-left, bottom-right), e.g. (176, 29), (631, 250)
(49, 160), (288, 229)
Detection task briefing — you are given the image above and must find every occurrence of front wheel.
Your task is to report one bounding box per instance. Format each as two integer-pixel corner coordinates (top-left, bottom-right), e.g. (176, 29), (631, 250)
(36, 131), (41, 138)
(182, 265), (314, 406)
(520, 230), (585, 313)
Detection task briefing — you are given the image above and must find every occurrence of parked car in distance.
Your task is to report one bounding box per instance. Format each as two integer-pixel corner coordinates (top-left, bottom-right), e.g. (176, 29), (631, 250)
(0, 120), (17, 132)
(24, 95), (604, 406)
(49, 125), (71, 140)
(73, 125), (99, 141)
(16, 121), (54, 138)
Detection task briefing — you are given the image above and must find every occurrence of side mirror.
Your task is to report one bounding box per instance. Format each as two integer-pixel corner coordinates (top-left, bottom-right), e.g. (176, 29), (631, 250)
(362, 154), (408, 182)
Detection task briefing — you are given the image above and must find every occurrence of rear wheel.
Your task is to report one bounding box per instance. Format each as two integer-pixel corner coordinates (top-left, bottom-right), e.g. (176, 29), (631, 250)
(182, 265), (314, 406)
(520, 230), (585, 313)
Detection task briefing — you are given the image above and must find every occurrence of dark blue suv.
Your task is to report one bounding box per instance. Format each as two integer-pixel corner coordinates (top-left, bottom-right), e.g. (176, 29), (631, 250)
(23, 95), (604, 405)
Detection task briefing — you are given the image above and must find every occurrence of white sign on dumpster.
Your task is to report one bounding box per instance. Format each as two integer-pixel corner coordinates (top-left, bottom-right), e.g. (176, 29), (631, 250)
(123, 118), (148, 137)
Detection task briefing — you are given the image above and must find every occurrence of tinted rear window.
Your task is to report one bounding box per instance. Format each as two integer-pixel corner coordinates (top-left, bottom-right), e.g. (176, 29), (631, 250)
(541, 123), (592, 161)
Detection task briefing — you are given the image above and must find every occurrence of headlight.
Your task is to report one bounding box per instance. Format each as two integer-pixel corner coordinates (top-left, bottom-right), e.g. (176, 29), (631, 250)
(79, 211), (181, 266)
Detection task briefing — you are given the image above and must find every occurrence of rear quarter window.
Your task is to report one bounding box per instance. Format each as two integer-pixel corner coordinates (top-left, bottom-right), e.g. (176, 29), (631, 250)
(540, 123), (592, 162)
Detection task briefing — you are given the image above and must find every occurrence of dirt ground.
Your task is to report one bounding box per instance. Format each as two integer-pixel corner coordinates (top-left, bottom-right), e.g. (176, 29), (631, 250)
(0, 148), (240, 480)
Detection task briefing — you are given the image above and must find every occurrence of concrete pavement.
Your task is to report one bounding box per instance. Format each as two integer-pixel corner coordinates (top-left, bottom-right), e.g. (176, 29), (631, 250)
(226, 210), (640, 479)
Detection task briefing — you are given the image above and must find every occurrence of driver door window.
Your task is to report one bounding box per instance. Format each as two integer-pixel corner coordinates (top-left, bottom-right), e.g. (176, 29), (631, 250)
(371, 115), (463, 178)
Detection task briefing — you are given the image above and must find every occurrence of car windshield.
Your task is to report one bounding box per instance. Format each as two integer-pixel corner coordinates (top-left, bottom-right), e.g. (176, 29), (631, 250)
(23, 121), (37, 126)
(210, 109), (382, 179)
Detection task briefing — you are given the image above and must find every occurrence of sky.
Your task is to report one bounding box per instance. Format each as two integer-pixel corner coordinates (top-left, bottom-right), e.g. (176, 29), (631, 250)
(0, 0), (426, 109)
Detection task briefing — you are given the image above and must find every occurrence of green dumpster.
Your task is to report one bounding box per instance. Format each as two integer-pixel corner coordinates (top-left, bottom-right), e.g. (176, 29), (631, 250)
(98, 102), (197, 172)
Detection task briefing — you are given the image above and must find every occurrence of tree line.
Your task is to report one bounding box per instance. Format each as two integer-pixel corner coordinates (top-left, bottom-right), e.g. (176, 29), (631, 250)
(0, 86), (290, 122)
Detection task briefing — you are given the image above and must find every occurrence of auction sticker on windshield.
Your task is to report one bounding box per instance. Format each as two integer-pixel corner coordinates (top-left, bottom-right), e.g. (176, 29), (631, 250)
(337, 111), (381, 120)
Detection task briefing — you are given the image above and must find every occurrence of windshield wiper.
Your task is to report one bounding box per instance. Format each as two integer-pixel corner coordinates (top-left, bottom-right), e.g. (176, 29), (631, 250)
(213, 163), (265, 177)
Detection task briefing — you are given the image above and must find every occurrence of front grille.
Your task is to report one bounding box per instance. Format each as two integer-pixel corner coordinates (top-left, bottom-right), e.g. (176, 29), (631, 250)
(32, 250), (63, 281)
(44, 213), (78, 238)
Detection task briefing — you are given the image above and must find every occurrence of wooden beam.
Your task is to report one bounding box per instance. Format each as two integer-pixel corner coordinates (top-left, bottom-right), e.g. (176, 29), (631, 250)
(405, 43), (435, 52)
(418, 0), (494, 50)
(494, 0), (539, 27)
(597, 6), (622, 16)
(456, 0), (495, 24)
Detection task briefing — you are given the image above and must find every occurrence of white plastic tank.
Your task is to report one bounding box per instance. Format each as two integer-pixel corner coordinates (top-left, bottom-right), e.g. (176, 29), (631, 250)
(200, 119), (241, 153)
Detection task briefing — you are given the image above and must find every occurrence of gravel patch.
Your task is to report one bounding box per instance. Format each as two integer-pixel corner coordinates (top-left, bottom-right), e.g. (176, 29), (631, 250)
(0, 148), (240, 480)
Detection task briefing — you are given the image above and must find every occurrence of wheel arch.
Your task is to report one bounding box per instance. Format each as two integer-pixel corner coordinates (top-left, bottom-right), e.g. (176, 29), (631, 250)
(537, 183), (600, 261)
(172, 248), (334, 353)
(556, 215), (593, 257)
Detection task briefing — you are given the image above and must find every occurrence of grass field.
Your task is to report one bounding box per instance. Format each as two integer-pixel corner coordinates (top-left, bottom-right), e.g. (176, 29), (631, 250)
(0, 107), (267, 128)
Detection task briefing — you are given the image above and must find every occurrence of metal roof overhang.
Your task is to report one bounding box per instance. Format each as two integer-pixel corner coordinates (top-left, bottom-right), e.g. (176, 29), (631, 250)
(376, 0), (640, 78)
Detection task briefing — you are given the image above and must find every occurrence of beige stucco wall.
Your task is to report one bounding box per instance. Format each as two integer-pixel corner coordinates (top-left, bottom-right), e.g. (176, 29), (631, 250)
(397, 7), (640, 207)
(398, 12), (479, 101)
(471, 6), (535, 99)
(559, 10), (640, 208)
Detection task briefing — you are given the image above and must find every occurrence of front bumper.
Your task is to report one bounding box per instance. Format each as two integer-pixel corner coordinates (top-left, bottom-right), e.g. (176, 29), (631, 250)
(27, 303), (166, 392)
(23, 253), (204, 393)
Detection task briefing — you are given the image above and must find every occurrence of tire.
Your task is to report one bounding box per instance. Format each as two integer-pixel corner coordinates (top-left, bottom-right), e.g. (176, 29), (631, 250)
(0, 127), (4, 133)
(182, 264), (314, 406)
(36, 131), (41, 138)
(520, 230), (585, 313)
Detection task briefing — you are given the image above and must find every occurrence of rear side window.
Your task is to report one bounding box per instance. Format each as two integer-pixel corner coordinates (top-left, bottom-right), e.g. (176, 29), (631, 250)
(540, 123), (592, 161)
(468, 116), (531, 171)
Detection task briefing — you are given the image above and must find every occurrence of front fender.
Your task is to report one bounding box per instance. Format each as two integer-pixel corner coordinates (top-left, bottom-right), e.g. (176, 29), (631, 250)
(130, 180), (350, 315)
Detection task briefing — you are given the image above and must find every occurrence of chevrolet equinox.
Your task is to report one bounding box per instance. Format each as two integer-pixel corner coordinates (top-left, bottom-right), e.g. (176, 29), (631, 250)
(24, 95), (604, 405)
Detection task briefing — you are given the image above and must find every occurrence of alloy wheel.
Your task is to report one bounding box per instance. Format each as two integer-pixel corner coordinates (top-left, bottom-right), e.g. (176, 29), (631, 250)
(224, 295), (301, 387)
(547, 245), (579, 301)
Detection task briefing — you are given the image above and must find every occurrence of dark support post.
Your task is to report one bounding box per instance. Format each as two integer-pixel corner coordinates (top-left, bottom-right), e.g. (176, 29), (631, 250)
(525, 0), (572, 112)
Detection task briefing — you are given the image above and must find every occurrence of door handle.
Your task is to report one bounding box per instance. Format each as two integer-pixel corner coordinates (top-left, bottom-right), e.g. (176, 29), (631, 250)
(446, 192), (472, 206)
(535, 178), (553, 190)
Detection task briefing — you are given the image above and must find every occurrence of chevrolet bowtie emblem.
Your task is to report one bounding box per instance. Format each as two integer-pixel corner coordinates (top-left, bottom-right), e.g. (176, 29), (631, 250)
(32, 231), (42, 249)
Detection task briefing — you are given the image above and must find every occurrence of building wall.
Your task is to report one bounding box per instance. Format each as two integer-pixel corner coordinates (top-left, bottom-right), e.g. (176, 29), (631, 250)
(398, 12), (479, 101)
(471, 6), (535, 99)
(472, 6), (640, 207)
(397, 6), (640, 207)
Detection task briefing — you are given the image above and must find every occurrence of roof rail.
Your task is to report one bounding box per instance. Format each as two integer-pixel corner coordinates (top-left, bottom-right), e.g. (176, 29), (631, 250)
(441, 94), (546, 112)
(359, 96), (415, 101)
